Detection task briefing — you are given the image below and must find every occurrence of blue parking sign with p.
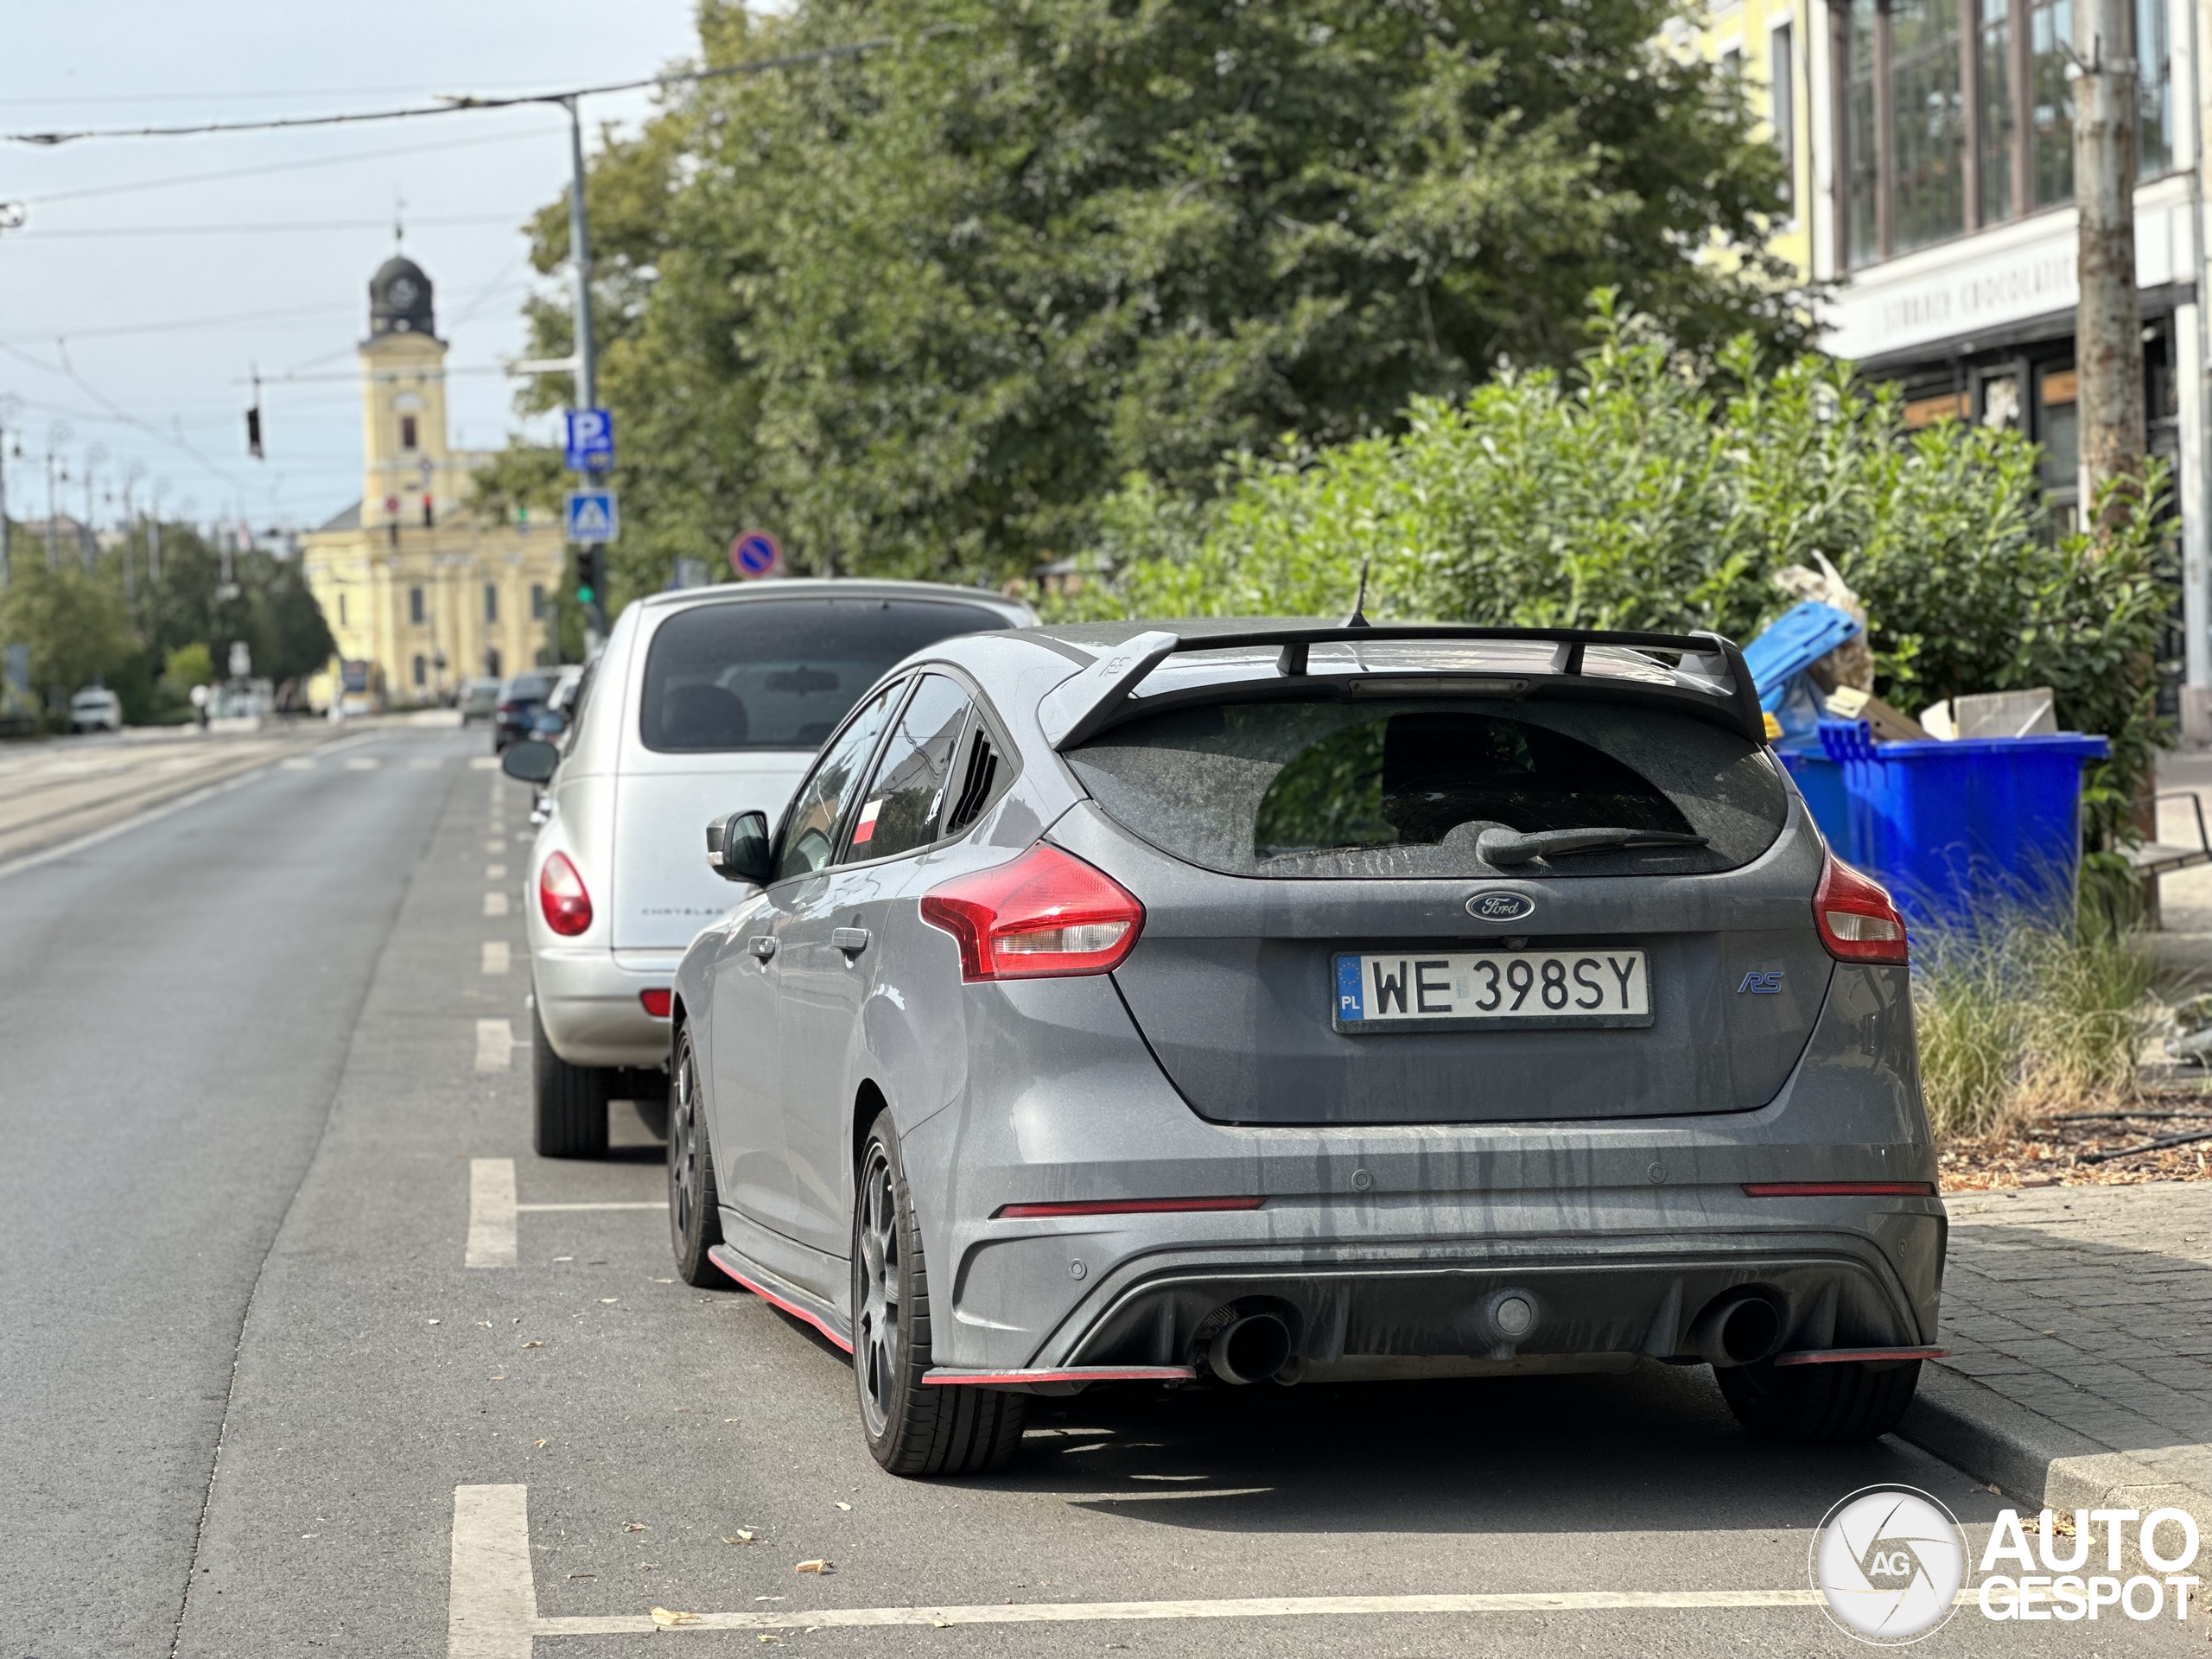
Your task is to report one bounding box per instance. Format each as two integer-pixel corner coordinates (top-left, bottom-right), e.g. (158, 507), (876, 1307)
(565, 489), (618, 543)
(564, 408), (614, 471)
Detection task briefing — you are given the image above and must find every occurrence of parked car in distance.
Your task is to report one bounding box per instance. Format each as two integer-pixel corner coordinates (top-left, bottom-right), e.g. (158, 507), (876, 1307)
(459, 678), (502, 723)
(493, 669), (562, 752)
(502, 579), (1035, 1159)
(665, 619), (1941, 1478)
(69, 688), (122, 734)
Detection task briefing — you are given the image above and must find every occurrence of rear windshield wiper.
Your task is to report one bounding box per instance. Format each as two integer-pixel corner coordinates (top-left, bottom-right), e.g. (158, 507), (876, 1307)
(1476, 826), (1708, 866)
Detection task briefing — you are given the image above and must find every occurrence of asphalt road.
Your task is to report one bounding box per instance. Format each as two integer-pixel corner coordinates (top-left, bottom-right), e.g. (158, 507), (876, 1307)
(0, 721), (2194, 1656)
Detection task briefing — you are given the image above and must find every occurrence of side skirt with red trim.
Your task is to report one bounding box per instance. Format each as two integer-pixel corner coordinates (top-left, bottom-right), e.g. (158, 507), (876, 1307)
(707, 1243), (853, 1355)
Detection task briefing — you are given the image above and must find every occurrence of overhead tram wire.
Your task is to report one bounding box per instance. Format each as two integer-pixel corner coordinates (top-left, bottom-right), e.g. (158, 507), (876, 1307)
(2, 38), (897, 146)
(14, 214), (521, 239)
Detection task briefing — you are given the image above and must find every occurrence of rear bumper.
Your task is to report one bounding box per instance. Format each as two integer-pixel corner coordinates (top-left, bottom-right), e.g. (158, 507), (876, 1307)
(533, 945), (678, 1068)
(944, 1194), (1944, 1376)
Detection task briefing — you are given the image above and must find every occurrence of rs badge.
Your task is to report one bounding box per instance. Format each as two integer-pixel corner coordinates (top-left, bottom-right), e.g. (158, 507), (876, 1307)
(1738, 971), (1783, 995)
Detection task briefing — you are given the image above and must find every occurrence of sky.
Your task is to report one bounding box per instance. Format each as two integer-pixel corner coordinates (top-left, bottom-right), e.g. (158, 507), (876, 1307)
(0, 0), (706, 537)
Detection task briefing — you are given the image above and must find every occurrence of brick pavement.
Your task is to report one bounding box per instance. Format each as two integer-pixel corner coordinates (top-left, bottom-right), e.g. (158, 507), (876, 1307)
(1928, 1182), (2212, 1515)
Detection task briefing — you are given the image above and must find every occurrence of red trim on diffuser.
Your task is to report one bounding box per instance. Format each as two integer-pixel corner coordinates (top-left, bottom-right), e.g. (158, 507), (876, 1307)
(1742, 1181), (1936, 1198)
(1773, 1345), (1947, 1366)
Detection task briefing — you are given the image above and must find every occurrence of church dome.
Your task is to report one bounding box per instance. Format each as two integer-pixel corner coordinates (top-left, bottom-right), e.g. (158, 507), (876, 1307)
(369, 256), (435, 338)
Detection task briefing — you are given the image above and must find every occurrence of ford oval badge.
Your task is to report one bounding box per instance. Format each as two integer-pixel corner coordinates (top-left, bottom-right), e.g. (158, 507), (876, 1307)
(1465, 891), (1535, 923)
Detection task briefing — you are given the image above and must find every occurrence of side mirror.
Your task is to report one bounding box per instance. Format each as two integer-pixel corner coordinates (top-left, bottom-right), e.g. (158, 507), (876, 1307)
(502, 739), (560, 785)
(707, 810), (772, 885)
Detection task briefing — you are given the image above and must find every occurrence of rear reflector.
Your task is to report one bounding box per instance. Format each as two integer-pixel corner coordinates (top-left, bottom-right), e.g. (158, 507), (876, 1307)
(995, 1196), (1266, 1219)
(1813, 852), (1909, 964)
(1742, 1181), (1936, 1197)
(639, 988), (672, 1018)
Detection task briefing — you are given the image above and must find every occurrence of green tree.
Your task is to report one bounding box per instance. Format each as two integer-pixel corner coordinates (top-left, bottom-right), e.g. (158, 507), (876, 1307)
(1095, 301), (2173, 855)
(0, 562), (140, 721)
(483, 0), (1800, 601)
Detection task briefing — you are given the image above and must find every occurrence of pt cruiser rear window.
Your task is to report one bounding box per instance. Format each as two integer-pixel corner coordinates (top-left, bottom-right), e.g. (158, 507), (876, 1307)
(1065, 697), (1789, 879)
(639, 597), (1008, 753)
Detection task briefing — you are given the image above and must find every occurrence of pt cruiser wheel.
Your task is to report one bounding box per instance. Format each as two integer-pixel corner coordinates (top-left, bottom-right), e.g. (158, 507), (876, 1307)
(852, 1114), (1026, 1476)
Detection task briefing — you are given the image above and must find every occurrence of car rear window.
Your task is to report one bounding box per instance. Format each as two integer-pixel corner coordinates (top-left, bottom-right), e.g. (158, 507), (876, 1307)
(1065, 696), (1789, 879)
(504, 672), (558, 701)
(639, 597), (1008, 753)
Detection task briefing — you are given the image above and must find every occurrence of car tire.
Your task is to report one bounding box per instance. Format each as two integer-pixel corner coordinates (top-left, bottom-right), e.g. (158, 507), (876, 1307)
(531, 1001), (609, 1159)
(1717, 1357), (1921, 1443)
(852, 1112), (1027, 1478)
(667, 1030), (723, 1287)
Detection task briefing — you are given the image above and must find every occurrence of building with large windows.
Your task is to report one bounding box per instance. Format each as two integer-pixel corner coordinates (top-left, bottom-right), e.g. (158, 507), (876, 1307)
(1704, 0), (2207, 723)
(300, 256), (565, 710)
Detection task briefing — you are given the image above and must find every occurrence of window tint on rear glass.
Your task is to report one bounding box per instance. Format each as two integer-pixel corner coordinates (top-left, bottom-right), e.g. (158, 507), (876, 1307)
(773, 687), (900, 883)
(1066, 698), (1788, 879)
(639, 597), (1007, 753)
(844, 675), (972, 864)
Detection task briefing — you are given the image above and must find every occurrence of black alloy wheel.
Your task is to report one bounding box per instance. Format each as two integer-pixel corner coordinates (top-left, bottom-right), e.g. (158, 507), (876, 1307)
(851, 1114), (1026, 1477)
(667, 1030), (722, 1287)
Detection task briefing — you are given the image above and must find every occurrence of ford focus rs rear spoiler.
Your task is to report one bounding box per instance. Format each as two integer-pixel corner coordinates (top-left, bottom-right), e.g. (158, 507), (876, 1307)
(1036, 623), (1765, 751)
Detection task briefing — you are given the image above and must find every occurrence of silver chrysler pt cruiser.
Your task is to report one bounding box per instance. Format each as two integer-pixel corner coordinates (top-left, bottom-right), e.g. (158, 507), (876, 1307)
(669, 619), (1943, 1477)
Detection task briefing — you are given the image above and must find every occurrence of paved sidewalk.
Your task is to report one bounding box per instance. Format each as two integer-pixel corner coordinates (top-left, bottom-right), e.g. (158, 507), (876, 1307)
(1904, 1182), (2212, 1521)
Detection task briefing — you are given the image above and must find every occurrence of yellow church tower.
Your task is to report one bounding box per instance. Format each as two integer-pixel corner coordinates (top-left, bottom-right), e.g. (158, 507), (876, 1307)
(302, 255), (568, 710)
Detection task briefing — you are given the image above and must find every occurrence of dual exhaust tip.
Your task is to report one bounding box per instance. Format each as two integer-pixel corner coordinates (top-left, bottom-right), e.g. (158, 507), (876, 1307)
(1201, 1289), (1784, 1383)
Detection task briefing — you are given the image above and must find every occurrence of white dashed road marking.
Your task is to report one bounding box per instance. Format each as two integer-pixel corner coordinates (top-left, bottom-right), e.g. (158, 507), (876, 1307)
(466, 1160), (518, 1270)
(483, 892), (510, 918)
(485, 863), (507, 880)
(480, 942), (511, 976)
(280, 757), (316, 770)
(466, 1160), (662, 1268)
(447, 1485), (1823, 1648)
(483, 838), (503, 853)
(470, 756), (500, 771)
(474, 1018), (516, 1071)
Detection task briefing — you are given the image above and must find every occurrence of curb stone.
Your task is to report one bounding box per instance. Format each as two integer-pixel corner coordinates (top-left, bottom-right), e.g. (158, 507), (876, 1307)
(1899, 1363), (2212, 1533)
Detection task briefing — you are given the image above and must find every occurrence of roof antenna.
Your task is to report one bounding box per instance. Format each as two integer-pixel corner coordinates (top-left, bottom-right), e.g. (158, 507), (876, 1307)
(393, 190), (406, 250)
(1344, 556), (1372, 629)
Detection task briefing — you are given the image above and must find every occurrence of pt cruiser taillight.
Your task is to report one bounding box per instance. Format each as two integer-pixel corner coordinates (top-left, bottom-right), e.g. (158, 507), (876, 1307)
(1813, 852), (1908, 964)
(920, 845), (1143, 981)
(538, 851), (593, 937)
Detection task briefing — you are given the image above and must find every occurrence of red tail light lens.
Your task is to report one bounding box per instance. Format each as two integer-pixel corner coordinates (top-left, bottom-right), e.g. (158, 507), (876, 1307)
(538, 851), (592, 937)
(920, 845), (1143, 981)
(639, 988), (672, 1018)
(1814, 852), (1908, 964)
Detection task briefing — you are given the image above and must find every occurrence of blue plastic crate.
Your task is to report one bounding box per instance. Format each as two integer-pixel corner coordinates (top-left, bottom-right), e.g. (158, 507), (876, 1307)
(1744, 601), (1863, 712)
(1816, 719), (2108, 931)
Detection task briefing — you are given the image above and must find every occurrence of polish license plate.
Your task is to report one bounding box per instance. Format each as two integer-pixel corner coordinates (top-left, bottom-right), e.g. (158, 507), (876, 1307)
(1332, 948), (1652, 1033)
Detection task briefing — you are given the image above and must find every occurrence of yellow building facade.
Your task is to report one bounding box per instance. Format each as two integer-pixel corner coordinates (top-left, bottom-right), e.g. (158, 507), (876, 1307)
(1694, 0), (1815, 281)
(302, 256), (565, 710)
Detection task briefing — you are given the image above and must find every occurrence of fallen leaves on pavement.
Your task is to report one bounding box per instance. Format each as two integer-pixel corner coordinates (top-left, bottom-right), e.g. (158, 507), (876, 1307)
(649, 1606), (700, 1628)
(795, 1560), (834, 1574)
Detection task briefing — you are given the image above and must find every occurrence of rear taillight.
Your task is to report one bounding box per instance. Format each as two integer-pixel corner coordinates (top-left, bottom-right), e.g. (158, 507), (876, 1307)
(639, 988), (671, 1018)
(538, 851), (592, 937)
(1814, 852), (1908, 964)
(920, 845), (1142, 981)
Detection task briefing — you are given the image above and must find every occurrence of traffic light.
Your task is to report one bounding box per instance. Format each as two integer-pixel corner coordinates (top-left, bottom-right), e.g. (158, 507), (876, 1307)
(573, 549), (597, 607)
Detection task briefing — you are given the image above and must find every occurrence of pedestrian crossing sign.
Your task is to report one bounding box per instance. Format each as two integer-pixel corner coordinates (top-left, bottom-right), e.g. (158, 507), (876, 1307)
(565, 489), (618, 544)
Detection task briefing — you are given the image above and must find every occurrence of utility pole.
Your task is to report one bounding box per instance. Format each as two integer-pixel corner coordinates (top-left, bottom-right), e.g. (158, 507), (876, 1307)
(0, 416), (10, 591)
(2074, 0), (2145, 520)
(561, 94), (609, 652)
(43, 449), (58, 569)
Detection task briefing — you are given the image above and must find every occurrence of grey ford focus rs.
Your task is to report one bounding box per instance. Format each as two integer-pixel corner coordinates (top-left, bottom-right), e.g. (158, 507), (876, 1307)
(668, 619), (1943, 1477)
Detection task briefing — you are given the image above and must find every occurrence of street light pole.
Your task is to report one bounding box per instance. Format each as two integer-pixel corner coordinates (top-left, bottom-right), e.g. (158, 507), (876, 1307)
(561, 94), (608, 651)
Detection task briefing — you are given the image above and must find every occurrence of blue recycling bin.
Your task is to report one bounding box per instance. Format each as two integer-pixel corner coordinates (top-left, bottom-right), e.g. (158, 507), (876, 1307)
(1777, 747), (1856, 861)
(1816, 720), (2109, 931)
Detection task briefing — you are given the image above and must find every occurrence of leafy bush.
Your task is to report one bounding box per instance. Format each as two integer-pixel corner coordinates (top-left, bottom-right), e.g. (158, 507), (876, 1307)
(1092, 297), (2174, 847)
